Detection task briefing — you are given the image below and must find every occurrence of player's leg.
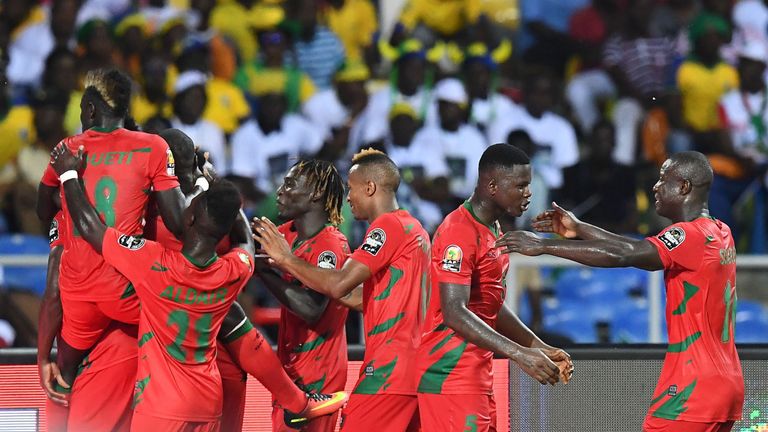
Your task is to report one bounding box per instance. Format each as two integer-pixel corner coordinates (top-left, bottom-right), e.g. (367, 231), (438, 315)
(340, 394), (418, 432)
(217, 346), (246, 432)
(57, 297), (112, 388)
(417, 393), (494, 432)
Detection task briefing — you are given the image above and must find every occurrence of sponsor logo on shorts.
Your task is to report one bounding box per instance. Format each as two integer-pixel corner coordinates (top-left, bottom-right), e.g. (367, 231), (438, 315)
(441, 244), (463, 273)
(658, 227), (685, 250)
(317, 251), (337, 269)
(118, 234), (146, 250)
(361, 228), (386, 255)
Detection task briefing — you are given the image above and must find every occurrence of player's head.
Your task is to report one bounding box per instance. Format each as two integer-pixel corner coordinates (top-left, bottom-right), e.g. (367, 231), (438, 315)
(186, 179), (242, 241)
(653, 151), (713, 220)
(477, 143), (532, 217)
(80, 68), (132, 130)
(159, 128), (196, 182)
(277, 159), (345, 226)
(348, 148), (400, 220)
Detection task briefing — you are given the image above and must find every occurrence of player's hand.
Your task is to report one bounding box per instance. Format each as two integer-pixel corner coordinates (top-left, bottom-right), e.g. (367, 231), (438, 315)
(532, 202), (580, 239)
(495, 231), (544, 256)
(38, 359), (69, 406)
(50, 142), (84, 176)
(251, 217), (292, 268)
(201, 151), (217, 182)
(511, 346), (560, 386)
(541, 347), (573, 384)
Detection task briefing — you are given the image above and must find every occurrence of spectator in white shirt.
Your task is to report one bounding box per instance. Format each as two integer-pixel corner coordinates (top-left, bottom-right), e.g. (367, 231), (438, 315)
(170, 71), (227, 175)
(489, 72), (579, 192)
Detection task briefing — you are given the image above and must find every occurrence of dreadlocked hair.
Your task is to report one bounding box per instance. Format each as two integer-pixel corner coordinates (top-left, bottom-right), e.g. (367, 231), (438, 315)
(292, 159), (345, 226)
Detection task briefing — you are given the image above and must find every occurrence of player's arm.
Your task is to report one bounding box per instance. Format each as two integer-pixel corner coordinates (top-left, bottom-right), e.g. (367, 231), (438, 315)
(255, 260), (330, 325)
(36, 184), (60, 227)
(495, 230), (664, 271)
(37, 245), (68, 405)
(253, 218), (371, 299)
(338, 286), (363, 312)
(440, 282), (560, 385)
(154, 188), (188, 239)
(532, 201), (630, 243)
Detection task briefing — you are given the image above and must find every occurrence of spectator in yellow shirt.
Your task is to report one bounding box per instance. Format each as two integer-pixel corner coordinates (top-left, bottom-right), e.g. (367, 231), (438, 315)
(132, 52), (174, 126)
(0, 58), (33, 201)
(323, 0), (378, 61)
(399, 0), (481, 41)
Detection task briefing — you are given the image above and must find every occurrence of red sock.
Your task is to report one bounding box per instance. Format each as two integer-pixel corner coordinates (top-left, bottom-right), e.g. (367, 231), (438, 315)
(223, 324), (307, 413)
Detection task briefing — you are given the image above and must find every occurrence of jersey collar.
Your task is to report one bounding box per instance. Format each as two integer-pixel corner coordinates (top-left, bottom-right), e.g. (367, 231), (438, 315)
(291, 222), (332, 253)
(183, 252), (219, 268)
(89, 126), (121, 133)
(463, 201), (499, 237)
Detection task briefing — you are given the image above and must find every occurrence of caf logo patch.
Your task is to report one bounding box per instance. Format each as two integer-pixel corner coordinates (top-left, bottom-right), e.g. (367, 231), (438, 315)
(238, 252), (252, 269)
(441, 244), (463, 273)
(118, 235), (146, 250)
(317, 251), (337, 269)
(48, 219), (59, 244)
(361, 228), (386, 255)
(658, 227), (685, 251)
(166, 148), (175, 176)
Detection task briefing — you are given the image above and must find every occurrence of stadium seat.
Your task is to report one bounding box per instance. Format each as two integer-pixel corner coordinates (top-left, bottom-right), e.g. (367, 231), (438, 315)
(735, 317), (768, 344)
(0, 234), (50, 296)
(543, 314), (598, 344)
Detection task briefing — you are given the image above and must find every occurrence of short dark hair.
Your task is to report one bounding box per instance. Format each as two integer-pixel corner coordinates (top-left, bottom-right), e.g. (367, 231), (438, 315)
(479, 143), (530, 173)
(350, 148), (401, 192)
(669, 151), (713, 189)
(202, 179), (242, 239)
(83, 68), (133, 119)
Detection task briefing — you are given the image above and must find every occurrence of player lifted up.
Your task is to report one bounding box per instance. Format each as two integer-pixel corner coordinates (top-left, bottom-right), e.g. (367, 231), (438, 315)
(254, 149), (430, 431)
(497, 151), (744, 432)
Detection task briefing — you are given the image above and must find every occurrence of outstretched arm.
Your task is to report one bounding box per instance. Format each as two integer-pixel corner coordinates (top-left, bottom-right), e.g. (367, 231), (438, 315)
(440, 282), (560, 386)
(532, 201), (631, 243)
(256, 261), (330, 325)
(496, 230), (664, 271)
(252, 218), (371, 299)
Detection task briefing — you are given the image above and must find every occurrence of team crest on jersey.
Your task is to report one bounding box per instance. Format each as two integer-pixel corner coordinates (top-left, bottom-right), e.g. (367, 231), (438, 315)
(658, 227), (685, 250)
(317, 251), (337, 269)
(166, 148), (175, 176)
(238, 252), (252, 269)
(118, 235), (146, 250)
(441, 244), (463, 273)
(48, 219), (59, 244)
(361, 228), (386, 255)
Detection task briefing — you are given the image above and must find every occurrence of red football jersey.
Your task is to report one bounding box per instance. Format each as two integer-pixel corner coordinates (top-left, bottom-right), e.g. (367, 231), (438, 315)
(275, 221), (350, 394)
(349, 209), (430, 395)
(41, 128), (179, 301)
(101, 228), (254, 422)
(646, 217), (744, 422)
(417, 202), (509, 395)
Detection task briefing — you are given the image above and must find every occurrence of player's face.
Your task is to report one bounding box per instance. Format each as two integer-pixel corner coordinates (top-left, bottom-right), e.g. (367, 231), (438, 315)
(652, 159), (683, 218)
(346, 166), (368, 220)
(276, 166), (313, 220)
(494, 164), (532, 217)
(79, 94), (95, 130)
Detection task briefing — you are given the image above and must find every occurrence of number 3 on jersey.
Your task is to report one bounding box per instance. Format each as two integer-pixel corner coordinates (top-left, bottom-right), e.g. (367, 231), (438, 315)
(167, 310), (213, 363)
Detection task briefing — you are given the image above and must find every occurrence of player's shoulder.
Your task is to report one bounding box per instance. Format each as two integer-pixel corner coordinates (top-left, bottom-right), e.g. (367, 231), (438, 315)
(277, 220), (294, 235)
(221, 247), (254, 273)
(317, 224), (350, 247)
(433, 207), (479, 243)
(655, 220), (706, 252)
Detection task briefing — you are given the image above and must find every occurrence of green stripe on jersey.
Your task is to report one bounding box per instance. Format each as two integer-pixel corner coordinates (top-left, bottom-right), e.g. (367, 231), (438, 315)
(353, 358), (398, 394)
(367, 312), (405, 336)
(417, 341), (468, 394)
(672, 282), (699, 315)
(429, 332), (455, 355)
(121, 282), (136, 299)
(138, 332), (154, 347)
(374, 267), (403, 301)
(651, 380), (697, 420)
(293, 333), (329, 353)
(667, 332), (702, 353)
(301, 374), (327, 393)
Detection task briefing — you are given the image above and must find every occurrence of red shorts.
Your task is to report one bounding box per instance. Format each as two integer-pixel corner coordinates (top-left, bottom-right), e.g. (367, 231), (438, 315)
(68, 355), (136, 432)
(339, 394), (419, 432)
(60, 293), (139, 350)
(417, 393), (496, 432)
(131, 412), (220, 432)
(272, 405), (340, 432)
(643, 415), (736, 432)
(45, 399), (68, 432)
(217, 347), (246, 432)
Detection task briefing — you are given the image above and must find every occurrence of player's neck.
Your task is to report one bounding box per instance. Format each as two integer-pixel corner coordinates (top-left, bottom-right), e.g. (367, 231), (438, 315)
(368, 196), (399, 224)
(180, 232), (219, 265)
(673, 202), (710, 223)
(294, 210), (329, 240)
(467, 194), (499, 227)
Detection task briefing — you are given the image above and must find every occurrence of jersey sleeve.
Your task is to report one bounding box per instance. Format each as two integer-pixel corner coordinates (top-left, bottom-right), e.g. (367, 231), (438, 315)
(223, 247), (256, 283)
(431, 222), (477, 286)
(646, 223), (705, 271)
(40, 137), (79, 187)
(350, 213), (404, 275)
(147, 136), (180, 192)
(101, 227), (163, 287)
(308, 232), (349, 271)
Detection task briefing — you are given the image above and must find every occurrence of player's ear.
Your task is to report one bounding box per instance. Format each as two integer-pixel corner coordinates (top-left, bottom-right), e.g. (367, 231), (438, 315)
(365, 180), (376, 197)
(680, 179), (692, 195)
(486, 176), (497, 196)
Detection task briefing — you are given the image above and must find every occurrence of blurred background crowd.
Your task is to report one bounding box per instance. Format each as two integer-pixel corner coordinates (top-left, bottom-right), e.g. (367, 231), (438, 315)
(1, 0), (768, 347)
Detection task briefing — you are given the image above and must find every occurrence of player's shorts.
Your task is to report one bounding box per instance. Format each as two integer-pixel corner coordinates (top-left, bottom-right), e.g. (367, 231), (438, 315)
(60, 293), (139, 350)
(272, 404), (341, 432)
(643, 415), (736, 432)
(417, 393), (497, 432)
(218, 347), (246, 432)
(68, 355), (136, 432)
(45, 399), (68, 432)
(131, 412), (220, 432)
(339, 394), (419, 432)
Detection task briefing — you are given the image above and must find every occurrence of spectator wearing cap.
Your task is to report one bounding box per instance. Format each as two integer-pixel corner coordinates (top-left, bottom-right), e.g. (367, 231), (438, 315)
(75, 19), (117, 78)
(322, 0), (378, 62)
(302, 61), (372, 164)
(113, 14), (149, 80)
(713, 40), (768, 251)
(229, 77), (323, 217)
(209, 0), (258, 64)
(170, 70), (227, 174)
(410, 78), (486, 209)
(176, 44), (250, 136)
(3, 0), (50, 91)
(398, 0), (481, 44)
(234, 29), (317, 113)
(284, 0), (346, 89)
(457, 40), (518, 140)
(132, 51), (173, 126)
(489, 72), (578, 197)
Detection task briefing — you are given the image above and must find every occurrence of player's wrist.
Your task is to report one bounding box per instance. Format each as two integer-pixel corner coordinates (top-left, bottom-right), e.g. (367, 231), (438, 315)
(59, 170), (78, 183)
